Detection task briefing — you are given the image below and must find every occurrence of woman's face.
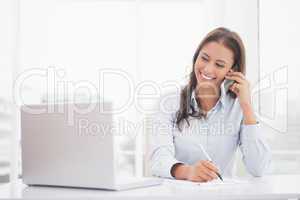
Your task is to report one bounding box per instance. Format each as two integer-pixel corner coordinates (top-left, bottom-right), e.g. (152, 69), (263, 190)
(194, 41), (234, 92)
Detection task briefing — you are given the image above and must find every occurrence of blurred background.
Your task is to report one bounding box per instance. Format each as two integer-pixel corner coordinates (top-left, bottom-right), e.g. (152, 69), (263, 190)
(0, 0), (299, 183)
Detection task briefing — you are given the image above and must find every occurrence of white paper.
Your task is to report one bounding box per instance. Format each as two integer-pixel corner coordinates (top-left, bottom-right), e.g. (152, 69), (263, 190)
(164, 178), (248, 187)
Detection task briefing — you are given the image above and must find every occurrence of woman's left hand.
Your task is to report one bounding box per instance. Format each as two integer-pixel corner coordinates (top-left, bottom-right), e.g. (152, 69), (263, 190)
(225, 71), (251, 107)
(225, 71), (257, 124)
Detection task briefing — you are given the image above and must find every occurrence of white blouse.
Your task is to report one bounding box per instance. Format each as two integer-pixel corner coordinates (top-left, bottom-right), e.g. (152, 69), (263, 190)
(149, 80), (271, 179)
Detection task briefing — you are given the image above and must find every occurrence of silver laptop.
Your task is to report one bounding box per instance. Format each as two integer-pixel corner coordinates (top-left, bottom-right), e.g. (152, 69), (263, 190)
(21, 102), (162, 190)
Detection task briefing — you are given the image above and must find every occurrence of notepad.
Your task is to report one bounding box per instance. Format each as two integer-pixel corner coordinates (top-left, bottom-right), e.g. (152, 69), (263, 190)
(164, 178), (248, 187)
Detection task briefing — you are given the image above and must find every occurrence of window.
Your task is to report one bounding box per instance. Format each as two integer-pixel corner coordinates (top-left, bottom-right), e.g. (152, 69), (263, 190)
(259, 0), (300, 174)
(3, 0), (284, 182)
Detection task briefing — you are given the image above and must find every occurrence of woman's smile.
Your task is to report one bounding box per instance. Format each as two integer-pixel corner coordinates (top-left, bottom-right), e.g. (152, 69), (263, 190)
(200, 72), (216, 80)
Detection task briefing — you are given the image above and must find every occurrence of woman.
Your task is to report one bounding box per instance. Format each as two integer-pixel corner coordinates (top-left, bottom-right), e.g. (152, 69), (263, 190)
(149, 27), (271, 182)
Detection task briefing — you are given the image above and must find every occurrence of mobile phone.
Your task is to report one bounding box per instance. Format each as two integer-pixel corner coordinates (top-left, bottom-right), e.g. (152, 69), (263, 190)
(224, 66), (237, 92)
(224, 79), (235, 92)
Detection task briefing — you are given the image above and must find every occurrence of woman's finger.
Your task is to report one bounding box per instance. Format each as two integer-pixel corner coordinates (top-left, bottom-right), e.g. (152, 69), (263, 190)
(203, 168), (218, 180)
(225, 74), (244, 84)
(203, 161), (219, 173)
(197, 171), (211, 182)
(228, 71), (246, 80)
(230, 83), (240, 94)
(190, 175), (204, 182)
(195, 163), (214, 181)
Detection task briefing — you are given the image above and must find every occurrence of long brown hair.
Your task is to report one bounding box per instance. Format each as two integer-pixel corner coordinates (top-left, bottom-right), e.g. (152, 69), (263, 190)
(175, 27), (246, 131)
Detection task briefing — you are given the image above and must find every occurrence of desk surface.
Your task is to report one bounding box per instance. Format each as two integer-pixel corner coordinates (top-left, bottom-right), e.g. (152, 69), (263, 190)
(0, 175), (299, 200)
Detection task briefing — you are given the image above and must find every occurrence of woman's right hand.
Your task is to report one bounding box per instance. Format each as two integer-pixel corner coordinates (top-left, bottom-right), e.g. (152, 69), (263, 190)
(172, 160), (219, 182)
(186, 160), (219, 182)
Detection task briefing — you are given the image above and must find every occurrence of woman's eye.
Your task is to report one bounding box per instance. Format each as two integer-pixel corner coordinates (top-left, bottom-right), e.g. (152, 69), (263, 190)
(216, 63), (224, 68)
(201, 56), (208, 61)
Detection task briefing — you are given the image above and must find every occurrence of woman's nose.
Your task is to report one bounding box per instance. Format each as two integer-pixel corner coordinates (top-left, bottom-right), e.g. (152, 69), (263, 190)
(203, 62), (215, 74)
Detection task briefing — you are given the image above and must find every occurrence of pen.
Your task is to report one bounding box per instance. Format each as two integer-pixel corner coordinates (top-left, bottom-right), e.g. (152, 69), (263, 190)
(198, 144), (224, 181)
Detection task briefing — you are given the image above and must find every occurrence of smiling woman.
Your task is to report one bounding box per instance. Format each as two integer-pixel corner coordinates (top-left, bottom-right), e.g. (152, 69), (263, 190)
(149, 27), (271, 182)
(176, 27), (246, 130)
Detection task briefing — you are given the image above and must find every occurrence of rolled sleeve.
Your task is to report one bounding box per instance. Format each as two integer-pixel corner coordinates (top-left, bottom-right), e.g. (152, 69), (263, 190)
(149, 115), (181, 179)
(239, 122), (272, 177)
(148, 92), (182, 179)
(150, 146), (182, 179)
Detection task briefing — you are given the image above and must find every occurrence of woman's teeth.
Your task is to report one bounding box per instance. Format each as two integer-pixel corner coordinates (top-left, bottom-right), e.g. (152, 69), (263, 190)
(201, 73), (215, 80)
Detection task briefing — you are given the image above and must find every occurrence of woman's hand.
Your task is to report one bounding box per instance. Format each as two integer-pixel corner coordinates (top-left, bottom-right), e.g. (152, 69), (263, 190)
(225, 71), (257, 124)
(172, 160), (219, 182)
(187, 160), (219, 182)
(225, 71), (251, 106)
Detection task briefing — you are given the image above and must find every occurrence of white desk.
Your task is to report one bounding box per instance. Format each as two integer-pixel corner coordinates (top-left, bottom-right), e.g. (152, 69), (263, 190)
(0, 175), (299, 200)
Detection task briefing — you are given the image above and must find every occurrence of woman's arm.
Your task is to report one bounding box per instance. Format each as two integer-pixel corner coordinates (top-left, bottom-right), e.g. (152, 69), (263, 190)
(226, 71), (272, 176)
(148, 94), (182, 179)
(240, 100), (272, 176)
(240, 102), (257, 125)
(238, 122), (272, 176)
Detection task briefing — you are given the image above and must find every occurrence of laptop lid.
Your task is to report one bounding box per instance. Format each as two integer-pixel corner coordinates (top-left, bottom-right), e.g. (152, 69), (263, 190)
(21, 102), (117, 189)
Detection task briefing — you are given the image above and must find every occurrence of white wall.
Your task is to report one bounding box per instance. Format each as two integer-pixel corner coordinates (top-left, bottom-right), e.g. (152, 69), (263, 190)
(5, 0), (293, 181)
(205, 0), (260, 84)
(0, 0), (14, 98)
(259, 0), (300, 174)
